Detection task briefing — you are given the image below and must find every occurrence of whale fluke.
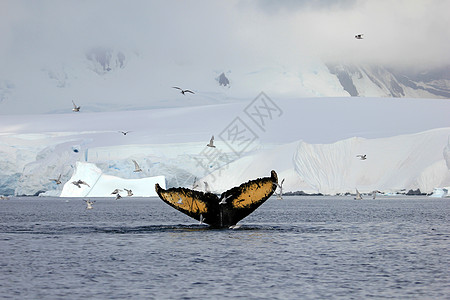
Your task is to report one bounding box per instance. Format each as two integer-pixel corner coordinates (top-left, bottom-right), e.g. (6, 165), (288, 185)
(155, 170), (278, 228)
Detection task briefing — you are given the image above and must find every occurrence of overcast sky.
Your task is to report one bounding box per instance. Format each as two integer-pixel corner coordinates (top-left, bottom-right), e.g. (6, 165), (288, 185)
(1, 0), (449, 70)
(0, 0), (449, 115)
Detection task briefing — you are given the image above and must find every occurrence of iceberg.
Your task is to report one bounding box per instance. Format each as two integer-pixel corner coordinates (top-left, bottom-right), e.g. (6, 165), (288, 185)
(60, 162), (165, 197)
(429, 187), (449, 198)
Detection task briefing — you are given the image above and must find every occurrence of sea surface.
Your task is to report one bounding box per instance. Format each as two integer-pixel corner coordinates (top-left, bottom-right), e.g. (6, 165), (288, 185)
(0, 196), (448, 299)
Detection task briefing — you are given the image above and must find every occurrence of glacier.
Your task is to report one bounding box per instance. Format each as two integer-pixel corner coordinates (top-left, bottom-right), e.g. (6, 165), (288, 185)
(0, 97), (449, 196)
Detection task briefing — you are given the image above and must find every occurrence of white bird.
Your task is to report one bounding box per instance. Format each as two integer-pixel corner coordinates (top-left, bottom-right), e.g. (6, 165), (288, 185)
(72, 180), (90, 188)
(219, 193), (233, 205)
(72, 100), (80, 112)
(204, 181), (210, 193)
(356, 154), (367, 160)
(276, 178), (285, 200)
(50, 174), (62, 185)
(119, 131), (130, 135)
(354, 188), (363, 200)
(177, 197), (183, 204)
(372, 190), (381, 199)
(0, 195), (9, 200)
(172, 86), (194, 95)
(84, 199), (95, 209)
(192, 177), (199, 189)
(111, 189), (123, 195)
(199, 214), (205, 225)
(206, 135), (216, 148)
(132, 160), (142, 172)
(355, 34), (364, 39)
(124, 188), (133, 197)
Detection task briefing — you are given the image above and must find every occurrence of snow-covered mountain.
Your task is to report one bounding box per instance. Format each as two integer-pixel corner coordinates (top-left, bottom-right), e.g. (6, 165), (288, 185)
(326, 63), (450, 99)
(1, 47), (449, 115)
(0, 97), (449, 196)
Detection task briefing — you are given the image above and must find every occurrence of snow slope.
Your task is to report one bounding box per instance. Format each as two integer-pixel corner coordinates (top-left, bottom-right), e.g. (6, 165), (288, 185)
(0, 97), (449, 196)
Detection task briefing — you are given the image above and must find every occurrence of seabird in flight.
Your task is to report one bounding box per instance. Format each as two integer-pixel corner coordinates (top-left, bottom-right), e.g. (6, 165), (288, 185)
(204, 181), (210, 193)
(84, 199), (95, 209)
(124, 188), (133, 197)
(50, 174), (62, 185)
(72, 100), (80, 112)
(206, 135), (216, 148)
(192, 177), (199, 189)
(72, 180), (90, 188)
(111, 189), (123, 195)
(132, 160), (142, 172)
(172, 86), (195, 95)
(276, 178), (285, 200)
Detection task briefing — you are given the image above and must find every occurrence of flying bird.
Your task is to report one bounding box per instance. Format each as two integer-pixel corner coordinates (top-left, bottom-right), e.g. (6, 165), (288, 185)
(354, 188), (363, 200)
(124, 188), (133, 197)
(84, 199), (95, 210)
(206, 135), (216, 148)
(192, 177), (199, 189)
(111, 189), (123, 195)
(50, 174), (62, 185)
(119, 131), (130, 135)
(355, 34), (364, 39)
(172, 86), (195, 95)
(276, 178), (285, 200)
(72, 180), (90, 188)
(115, 193), (122, 200)
(204, 181), (210, 193)
(219, 194), (232, 205)
(356, 154), (367, 160)
(72, 100), (80, 112)
(132, 160), (142, 172)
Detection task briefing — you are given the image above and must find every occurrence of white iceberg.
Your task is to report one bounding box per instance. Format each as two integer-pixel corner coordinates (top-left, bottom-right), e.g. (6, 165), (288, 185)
(60, 162), (165, 197)
(429, 187), (449, 198)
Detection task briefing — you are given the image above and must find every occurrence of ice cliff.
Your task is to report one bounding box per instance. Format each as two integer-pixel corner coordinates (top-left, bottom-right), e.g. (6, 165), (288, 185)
(0, 98), (449, 196)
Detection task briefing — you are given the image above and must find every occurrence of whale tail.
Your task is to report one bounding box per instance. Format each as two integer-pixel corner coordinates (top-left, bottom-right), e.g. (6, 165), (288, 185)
(155, 170), (278, 228)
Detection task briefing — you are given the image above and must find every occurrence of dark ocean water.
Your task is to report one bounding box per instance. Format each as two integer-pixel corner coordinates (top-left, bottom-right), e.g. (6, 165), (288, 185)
(0, 196), (448, 299)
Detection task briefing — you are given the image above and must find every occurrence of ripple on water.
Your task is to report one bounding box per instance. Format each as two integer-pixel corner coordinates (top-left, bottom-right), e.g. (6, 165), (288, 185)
(0, 196), (448, 299)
